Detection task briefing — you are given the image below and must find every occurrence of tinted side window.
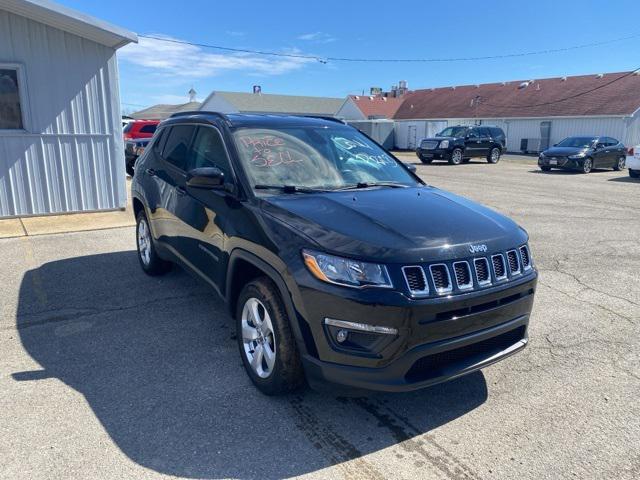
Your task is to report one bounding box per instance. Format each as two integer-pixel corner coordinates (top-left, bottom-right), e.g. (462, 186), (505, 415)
(188, 127), (232, 179)
(152, 128), (167, 152)
(491, 128), (504, 138)
(140, 124), (157, 134)
(605, 137), (619, 146)
(162, 125), (194, 170)
(467, 128), (479, 138)
(478, 127), (491, 137)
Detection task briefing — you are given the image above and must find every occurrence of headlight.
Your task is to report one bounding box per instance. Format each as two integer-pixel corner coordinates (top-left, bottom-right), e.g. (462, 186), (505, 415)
(539, 152), (545, 158)
(439, 140), (449, 149)
(302, 250), (393, 289)
(568, 152), (586, 159)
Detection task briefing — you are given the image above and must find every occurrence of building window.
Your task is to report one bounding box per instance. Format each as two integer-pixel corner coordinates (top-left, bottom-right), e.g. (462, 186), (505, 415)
(0, 66), (25, 130)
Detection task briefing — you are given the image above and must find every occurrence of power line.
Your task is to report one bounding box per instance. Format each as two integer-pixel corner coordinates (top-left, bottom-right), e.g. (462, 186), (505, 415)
(478, 68), (640, 109)
(138, 32), (640, 63)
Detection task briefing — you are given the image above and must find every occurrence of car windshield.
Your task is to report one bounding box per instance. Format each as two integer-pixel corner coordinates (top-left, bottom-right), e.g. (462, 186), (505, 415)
(232, 126), (419, 191)
(436, 126), (468, 137)
(556, 137), (597, 148)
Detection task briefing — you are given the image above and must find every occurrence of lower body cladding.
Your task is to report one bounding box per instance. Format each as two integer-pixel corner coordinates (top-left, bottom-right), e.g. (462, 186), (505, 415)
(296, 273), (537, 393)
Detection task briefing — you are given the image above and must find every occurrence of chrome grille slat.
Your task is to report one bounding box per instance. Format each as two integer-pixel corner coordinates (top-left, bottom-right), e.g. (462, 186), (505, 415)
(402, 266), (429, 297)
(519, 245), (532, 270)
(420, 140), (438, 150)
(430, 264), (452, 294)
(507, 250), (521, 275)
(474, 257), (492, 286)
(453, 261), (473, 290)
(491, 254), (507, 281)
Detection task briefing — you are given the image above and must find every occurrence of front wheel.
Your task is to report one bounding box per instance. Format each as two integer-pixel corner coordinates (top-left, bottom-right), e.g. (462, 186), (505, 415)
(540, 166), (551, 172)
(236, 277), (305, 395)
(136, 210), (171, 275)
(449, 148), (463, 165)
(420, 157), (433, 164)
(581, 158), (593, 174)
(613, 156), (625, 171)
(487, 147), (501, 164)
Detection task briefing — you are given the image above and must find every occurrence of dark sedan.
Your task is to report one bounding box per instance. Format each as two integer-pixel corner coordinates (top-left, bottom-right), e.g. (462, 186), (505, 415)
(538, 136), (626, 174)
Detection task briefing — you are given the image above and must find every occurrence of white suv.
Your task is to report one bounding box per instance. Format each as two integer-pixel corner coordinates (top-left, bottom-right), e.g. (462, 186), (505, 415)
(626, 146), (640, 178)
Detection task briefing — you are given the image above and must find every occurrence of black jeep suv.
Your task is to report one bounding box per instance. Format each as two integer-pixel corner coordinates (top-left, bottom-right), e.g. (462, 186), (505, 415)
(132, 112), (537, 395)
(416, 125), (506, 165)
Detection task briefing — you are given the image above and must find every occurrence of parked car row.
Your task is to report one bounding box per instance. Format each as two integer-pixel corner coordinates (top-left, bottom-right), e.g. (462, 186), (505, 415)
(415, 127), (635, 179)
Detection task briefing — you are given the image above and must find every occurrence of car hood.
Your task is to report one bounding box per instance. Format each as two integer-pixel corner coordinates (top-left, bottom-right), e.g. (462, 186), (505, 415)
(543, 146), (591, 156)
(260, 186), (527, 263)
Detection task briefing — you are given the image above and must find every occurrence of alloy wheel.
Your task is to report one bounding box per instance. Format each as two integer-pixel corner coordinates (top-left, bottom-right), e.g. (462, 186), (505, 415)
(241, 298), (276, 378)
(583, 158), (593, 174)
(617, 157), (625, 170)
(491, 148), (500, 163)
(137, 217), (151, 266)
(452, 149), (462, 165)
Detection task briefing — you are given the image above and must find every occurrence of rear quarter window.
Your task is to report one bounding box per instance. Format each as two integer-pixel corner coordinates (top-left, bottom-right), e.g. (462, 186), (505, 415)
(140, 124), (157, 134)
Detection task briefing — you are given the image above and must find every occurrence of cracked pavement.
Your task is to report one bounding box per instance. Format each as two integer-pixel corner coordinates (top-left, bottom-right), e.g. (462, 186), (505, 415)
(1, 157), (638, 479)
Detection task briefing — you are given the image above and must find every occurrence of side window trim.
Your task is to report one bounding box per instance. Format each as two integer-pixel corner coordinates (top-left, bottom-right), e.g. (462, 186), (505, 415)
(161, 125), (197, 174)
(188, 124), (239, 186)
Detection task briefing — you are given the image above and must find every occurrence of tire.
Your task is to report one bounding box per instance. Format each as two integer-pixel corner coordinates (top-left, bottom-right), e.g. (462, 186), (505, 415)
(581, 158), (593, 174)
(613, 156), (625, 171)
(136, 210), (171, 276)
(449, 148), (463, 165)
(236, 277), (304, 395)
(420, 157), (433, 164)
(540, 166), (551, 172)
(630, 169), (639, 178)
(487, 147), (501, 164)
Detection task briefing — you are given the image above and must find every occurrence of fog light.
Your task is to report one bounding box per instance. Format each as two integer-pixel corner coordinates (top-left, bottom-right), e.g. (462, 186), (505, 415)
(336, 329), (348, 343)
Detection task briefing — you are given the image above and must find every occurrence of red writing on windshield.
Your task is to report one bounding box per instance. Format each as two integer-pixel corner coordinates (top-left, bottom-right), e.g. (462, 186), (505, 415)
(238, 135), (304, 168)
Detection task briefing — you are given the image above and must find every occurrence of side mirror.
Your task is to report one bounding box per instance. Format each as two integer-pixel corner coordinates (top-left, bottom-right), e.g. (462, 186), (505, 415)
(404, 163), (417, 173)
(186, 167), (224, 189)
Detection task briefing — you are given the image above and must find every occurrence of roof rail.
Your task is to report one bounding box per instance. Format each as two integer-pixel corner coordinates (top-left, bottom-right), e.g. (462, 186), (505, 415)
(169, 110), (232, 125)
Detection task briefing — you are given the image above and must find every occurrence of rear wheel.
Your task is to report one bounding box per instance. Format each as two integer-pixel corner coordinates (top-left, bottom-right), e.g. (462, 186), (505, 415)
(449, 148), (463, 165)
(236, 277), (304, 395)
(581, 158), (593, 174)
(613, 156), (625, 171)
(487, 147), (501, 164)
(136, 210), (171, 275)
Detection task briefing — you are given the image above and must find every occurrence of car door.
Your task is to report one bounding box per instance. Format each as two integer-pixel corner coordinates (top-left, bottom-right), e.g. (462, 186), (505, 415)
(592, 138), (610, 168)
(605, 137), (623, 166)
(477, 127), (493, 156)
(149, 124), (196, 255)
(176, 125), (238, 289)
(464, 128), (481, 156)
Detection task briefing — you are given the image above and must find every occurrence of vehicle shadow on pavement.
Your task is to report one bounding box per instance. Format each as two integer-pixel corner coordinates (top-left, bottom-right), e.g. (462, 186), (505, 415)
(14, 251), (487, 479)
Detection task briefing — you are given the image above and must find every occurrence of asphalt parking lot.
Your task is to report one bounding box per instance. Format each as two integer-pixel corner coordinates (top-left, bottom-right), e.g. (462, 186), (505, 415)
(1, 156), (638, 480)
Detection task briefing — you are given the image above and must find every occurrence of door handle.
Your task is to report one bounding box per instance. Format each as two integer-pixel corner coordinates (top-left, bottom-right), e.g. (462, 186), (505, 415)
(145, 168), (156, 176)
(176, 186), (186, 196)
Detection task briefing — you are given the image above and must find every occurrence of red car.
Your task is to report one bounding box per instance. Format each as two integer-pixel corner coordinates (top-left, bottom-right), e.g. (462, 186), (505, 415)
(123, 120), (159, 140)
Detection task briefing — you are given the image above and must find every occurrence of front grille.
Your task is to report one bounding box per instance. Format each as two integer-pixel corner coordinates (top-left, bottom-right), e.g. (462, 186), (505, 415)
(430, 264), (452, 294)
(492, 254), (507, 280)
(402, 266), (429, 297)
(519, 245), (531, 270)
(474, 258), (491, 285)
(507, 250), (521, 275)
(453, 261), (472, 290)
(420, 140), (439, 150)
(405, 326), (526, 382)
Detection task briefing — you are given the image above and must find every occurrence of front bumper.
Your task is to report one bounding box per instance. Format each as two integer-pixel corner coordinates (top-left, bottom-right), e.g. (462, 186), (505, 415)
(538, 156), (583, 170)
(416, 148), (451, 160)
(295, 269), (537, 392)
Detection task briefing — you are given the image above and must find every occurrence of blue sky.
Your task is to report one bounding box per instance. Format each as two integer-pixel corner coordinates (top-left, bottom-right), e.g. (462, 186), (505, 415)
(57, 0), (640, 112)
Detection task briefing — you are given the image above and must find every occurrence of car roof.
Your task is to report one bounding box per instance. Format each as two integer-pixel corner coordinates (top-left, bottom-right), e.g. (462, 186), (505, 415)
(160, 112), (347, 129)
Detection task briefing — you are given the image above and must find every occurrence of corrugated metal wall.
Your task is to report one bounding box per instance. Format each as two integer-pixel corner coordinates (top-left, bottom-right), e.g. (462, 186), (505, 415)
(0, 9), (125, 217)
(347, 120), (395, 149)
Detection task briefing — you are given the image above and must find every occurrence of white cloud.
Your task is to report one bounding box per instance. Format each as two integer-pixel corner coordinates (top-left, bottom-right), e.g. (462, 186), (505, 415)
(297, 32), (336, 44)
(119, 34), (315, 79)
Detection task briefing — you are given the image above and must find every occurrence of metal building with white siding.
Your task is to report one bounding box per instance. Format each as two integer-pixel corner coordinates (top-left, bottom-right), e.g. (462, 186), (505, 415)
(0, 0), (137, 218)
(394, 72), (640, 152)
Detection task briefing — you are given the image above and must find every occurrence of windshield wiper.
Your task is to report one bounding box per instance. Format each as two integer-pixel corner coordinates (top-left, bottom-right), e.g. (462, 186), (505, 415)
(334, 182), (410, 191)
(254, 184), (329, 193)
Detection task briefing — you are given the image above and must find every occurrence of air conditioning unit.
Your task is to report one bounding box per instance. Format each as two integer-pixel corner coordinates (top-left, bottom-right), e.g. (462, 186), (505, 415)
(520, 138), (542, 153)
